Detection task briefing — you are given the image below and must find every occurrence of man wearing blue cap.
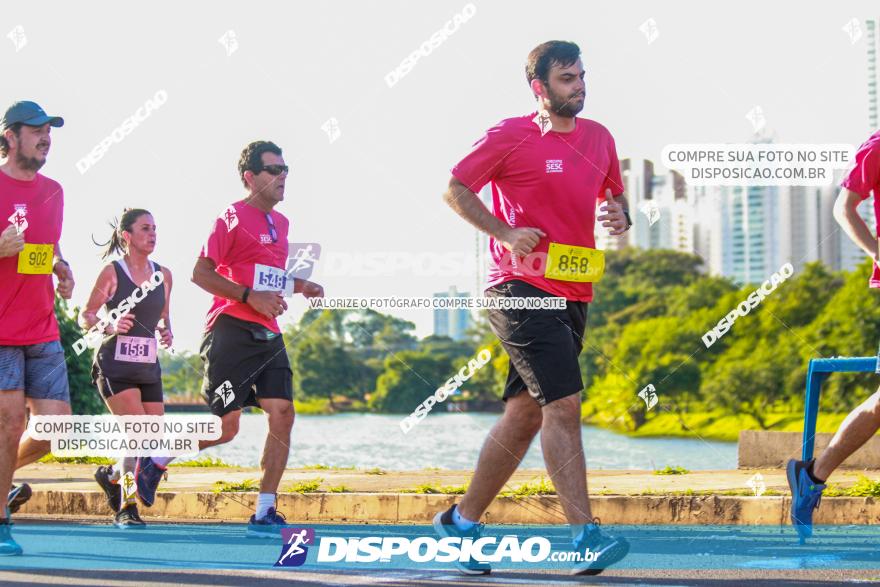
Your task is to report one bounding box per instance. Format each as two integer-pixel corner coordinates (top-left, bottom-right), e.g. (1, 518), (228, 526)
(0, 100), (73, 555)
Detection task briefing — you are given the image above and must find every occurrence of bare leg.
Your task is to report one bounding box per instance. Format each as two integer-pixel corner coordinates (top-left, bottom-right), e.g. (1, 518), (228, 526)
(15, 398), (71, 469)
(457, 392), (543, 521)
(257, 398), (294, 494)
(198, 410), (241, 450)
(813, 388), (880, 481)
(0, 391), (27, 514)
(541, 393), (592, 527)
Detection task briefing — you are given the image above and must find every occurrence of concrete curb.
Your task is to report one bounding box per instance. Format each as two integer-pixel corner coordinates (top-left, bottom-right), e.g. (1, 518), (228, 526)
(18, 490), (880, 525)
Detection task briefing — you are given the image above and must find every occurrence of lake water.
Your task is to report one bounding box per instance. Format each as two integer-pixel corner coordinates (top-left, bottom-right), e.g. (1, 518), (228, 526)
(188, 413), (737, 471)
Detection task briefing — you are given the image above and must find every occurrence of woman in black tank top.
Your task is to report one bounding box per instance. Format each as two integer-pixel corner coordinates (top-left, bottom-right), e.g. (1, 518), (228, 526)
(79, 208), (174, 528)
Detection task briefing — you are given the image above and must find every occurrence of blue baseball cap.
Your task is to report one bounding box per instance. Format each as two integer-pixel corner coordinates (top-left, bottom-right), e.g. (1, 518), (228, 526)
(1, 101), (64, 131)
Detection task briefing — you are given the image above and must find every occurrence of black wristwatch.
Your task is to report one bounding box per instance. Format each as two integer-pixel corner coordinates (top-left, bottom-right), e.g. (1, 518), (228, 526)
(622, 209), (633, 229)
(241, 286), (251, 304)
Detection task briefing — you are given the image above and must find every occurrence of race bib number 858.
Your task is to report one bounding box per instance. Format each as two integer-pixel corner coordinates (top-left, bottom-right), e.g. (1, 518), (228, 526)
(544, 242), (605, 283)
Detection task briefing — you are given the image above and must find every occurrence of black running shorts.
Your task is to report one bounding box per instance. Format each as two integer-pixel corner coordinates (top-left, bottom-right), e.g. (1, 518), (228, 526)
(199, 314), (293, 417)
(486, 279), (588, 406)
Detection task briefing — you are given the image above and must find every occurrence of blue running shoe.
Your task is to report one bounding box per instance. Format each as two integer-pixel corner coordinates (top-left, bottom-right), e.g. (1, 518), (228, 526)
(432, 505), (491, 575)
(247, 507), (289, 538)
(135, 457), (167, 508)
(570, 519), (630, 576)
(787, 459), (825, 542)
(0, 520), (22, 556)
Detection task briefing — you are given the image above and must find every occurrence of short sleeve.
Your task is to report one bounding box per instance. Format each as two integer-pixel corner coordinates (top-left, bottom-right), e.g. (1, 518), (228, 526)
(200, 213), (233, 266)
(841, 138), (880, 200)
(598, 134), (624, 201)
(451, 121), (516, 193)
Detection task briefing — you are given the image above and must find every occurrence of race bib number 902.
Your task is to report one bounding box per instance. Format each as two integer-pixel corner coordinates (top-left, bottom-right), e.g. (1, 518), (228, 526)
(17, 243), (54, 275)
(543, 242), (605, 283)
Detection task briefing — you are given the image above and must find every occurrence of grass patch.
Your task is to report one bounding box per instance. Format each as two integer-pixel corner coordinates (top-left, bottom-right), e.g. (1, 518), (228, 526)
(294, 397), (334, 415)
(362, 467), (387, 475)
(212, 479), (259, 493)
(284, 478), (324, 493)
(611, 410), (851, 442)
(401, 483), (468, 495)
(326, 485), (352, 493)
(38, 455), (115, 465)
(654, 465), (690, 475)
(501, 476), (556, 497)
(824, 476), (880, 497)
(300, 464), (355, 471)
(170, 456), (231, 468)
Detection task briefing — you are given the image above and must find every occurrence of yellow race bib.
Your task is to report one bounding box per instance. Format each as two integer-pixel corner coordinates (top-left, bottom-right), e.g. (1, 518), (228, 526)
(17, 243), (54, 275)
(544, 242), (604, 283)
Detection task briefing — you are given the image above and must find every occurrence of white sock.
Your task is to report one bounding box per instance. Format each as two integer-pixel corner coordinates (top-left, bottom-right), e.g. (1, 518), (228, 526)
(452, 506), (476, 531)
(152, 456), (174, 468)
(256, 493), (275, 519)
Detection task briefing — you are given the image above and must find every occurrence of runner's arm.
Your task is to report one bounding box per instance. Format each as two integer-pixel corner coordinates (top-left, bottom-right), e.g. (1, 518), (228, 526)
(192, 256), (247, 302)
(442, 177), (512, 241)
(833, 188), (878, 260)
(79, 265), (117, 330)
(53, 243), (75, 298)
(192, 257), (287, 318)
(157, 267), (173, 348)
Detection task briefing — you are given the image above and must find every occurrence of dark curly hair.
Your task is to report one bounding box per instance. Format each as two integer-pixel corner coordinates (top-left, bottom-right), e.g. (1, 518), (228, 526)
(0, 123), (23, 158)
(525, 41), (581, 91)
(237, 141), (282, 187)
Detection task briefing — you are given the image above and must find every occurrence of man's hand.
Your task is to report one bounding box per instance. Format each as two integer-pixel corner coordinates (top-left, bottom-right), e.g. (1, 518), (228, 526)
(0, 224), (25, 258)
(299, 280), (324, 299)
(248, 290), (288, 319)
(500, 226), (546, 256)
(54, 261), (75, 299)
(597, 189), (630, 236)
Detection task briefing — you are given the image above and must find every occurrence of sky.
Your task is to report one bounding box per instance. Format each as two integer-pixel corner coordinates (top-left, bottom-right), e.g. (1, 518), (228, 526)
(2, 0), (877, 353)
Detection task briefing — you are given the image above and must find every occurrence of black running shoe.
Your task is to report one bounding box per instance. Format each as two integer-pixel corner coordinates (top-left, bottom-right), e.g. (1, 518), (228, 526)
(115, 503), (146, 529)
(136, 457), (167, 507)
(432, 505), (491, 575)
(570, 519), (630, 576)
(247, 507), (290, 538)
(94, 466), (121, 513)
(7, 484), (32, 515)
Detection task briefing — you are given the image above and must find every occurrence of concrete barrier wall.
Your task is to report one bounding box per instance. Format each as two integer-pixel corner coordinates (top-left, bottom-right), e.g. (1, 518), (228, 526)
(19, 490), (880, 525)
(738, 430), (880, 469)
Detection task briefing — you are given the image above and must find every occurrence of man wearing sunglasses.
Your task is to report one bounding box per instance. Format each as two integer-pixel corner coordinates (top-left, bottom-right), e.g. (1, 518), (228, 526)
(163, 140), (323, 537)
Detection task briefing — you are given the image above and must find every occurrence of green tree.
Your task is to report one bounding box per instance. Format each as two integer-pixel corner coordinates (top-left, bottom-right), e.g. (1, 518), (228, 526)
(56, 299), (105, 415)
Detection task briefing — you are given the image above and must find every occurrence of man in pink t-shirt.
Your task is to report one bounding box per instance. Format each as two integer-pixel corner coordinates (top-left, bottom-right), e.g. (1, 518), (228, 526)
(434, 41), (631, 576)
(787, 128), (880, 541)
(179, 141), (323, 537)
(0, 101), (74, 556)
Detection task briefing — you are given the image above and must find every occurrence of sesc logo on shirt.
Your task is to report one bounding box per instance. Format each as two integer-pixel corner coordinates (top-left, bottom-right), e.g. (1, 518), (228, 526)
(545, 159), (563, 173)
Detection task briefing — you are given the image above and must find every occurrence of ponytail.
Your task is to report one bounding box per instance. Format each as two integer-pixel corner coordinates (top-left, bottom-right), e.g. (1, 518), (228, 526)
(92, 208), (151, 260)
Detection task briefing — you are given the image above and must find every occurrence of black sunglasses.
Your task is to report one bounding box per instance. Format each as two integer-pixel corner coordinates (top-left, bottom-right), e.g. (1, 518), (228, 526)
(257, 164), (289, 176)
